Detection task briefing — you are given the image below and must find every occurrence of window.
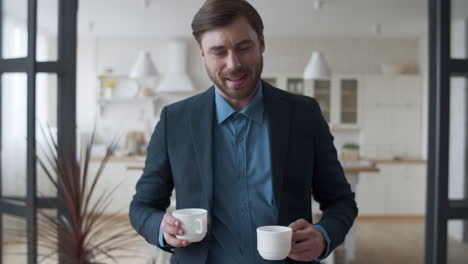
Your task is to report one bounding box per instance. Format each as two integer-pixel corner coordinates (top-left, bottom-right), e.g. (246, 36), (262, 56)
(0, 0), (78, 262)
(287, 78), (304, 94)
(340, 79), (358, 124)
(314, 80), (331, 122)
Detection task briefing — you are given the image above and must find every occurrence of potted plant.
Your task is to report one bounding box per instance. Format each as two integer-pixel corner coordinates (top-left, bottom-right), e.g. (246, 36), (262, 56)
(341, 143), (360, 161)
(7, 126), (142, 264)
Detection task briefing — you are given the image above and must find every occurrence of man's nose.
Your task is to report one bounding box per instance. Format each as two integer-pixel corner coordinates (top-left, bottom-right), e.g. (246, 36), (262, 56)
(226, 52), (242, 70)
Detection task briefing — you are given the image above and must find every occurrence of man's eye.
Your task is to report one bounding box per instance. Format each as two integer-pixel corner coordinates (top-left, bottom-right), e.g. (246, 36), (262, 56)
(239, 46), (251, 52)
(213, 51), (226, 56)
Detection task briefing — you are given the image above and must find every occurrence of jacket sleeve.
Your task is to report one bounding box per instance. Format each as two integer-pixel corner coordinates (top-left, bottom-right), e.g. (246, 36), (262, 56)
(129, 107), (174, 253)
(310, 98), (359, 253)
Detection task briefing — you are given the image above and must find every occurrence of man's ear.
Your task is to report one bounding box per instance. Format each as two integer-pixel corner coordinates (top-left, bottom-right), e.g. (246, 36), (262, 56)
(198, 40), (206, 58)
(259, 34), (265, 53)
(200, 47), (205, 58)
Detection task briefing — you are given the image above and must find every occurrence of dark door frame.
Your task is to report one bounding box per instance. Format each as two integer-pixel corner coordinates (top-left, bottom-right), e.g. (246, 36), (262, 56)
(0, 0), (78, 263)
(425, 0), (468, 263)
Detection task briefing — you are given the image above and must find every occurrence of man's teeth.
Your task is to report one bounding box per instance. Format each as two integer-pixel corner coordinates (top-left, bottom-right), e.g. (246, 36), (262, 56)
(228, 76), (244, 80)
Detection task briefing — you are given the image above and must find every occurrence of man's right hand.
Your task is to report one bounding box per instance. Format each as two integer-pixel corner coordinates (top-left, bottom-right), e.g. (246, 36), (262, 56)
(161, 212), (192, 248)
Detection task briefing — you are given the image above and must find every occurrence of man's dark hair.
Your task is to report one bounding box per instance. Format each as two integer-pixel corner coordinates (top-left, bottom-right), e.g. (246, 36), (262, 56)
(191, 0), (264, 44)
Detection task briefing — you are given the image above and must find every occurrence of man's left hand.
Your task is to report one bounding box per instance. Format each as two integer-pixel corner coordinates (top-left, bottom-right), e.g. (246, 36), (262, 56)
(287, 219), (326, 262)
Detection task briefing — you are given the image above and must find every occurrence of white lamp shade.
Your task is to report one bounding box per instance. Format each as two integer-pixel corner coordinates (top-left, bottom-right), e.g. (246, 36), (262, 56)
(303, 51), (331, 80)
(129, 50), (158, 79)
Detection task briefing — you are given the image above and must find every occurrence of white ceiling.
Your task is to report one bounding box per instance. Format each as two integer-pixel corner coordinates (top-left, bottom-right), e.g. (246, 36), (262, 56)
(76, 0), (428, 37)
(8, 0), (468, 38)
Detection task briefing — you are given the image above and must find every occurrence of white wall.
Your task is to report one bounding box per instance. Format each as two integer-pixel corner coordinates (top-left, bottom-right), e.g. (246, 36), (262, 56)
(263, 37), (420, 75)
(76, 36), (421, 150)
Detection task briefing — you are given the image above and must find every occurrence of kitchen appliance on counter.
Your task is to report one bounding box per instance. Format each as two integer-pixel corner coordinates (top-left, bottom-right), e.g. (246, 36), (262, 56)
(125, 131), (147, 156)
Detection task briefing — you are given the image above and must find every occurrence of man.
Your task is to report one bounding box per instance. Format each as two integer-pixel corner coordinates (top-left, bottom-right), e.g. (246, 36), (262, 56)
(129, 1), (357, 263)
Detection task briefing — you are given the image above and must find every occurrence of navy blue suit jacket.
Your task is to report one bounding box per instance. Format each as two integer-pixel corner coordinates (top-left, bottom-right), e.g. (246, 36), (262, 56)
(129, 81), (358, 264)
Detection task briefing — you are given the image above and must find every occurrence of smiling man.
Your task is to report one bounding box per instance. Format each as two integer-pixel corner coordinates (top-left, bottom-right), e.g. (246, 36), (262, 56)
(129, 1), (358, 264)
(200, 16), (264, 110)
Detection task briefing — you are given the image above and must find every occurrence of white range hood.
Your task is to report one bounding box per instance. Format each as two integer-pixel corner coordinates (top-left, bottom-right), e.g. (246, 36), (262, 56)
(157, 41), (195, 92)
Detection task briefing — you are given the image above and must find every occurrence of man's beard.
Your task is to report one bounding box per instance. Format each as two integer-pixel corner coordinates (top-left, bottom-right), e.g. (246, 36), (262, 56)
(206, 55), (263, 100)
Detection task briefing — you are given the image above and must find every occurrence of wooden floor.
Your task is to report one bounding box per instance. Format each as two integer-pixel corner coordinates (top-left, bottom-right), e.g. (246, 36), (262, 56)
(336, 218), (468, 264)
(3, 218), (468, 264)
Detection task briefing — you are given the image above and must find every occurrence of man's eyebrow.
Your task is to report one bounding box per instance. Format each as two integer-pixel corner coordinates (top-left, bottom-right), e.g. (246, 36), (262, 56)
(208, 40), (253, 52)
(208, 45), (226, 52)
(235, 39), (254, 47)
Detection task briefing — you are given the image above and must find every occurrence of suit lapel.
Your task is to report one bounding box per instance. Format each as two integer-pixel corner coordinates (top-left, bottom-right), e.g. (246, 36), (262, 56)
(263, 81), (291, 213)
(189, 83), (291, 215)
(189, 87), (215, 211)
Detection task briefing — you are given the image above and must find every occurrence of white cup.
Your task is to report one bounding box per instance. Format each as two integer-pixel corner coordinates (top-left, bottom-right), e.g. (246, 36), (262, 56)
(257, 225), (293, 260)
(172, 208), (207, 242)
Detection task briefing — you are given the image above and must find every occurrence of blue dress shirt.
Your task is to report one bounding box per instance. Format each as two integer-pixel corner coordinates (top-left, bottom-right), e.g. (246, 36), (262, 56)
(158, 82), (331, 262)
(207, 83), (278, 263)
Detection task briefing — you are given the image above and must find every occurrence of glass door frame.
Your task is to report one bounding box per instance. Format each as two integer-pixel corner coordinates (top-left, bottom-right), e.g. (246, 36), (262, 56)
(425, 0), (468, 263)
(0, 0), (78, 263)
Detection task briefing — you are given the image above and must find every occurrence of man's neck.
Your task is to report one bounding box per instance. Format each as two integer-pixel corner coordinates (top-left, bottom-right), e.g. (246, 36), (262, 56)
(215, 84), (259, 111)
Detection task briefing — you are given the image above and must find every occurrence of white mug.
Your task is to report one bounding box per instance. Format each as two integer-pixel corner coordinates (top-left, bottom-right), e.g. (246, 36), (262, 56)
(257, 225), (293, 260)
(172, 208), (207, 242)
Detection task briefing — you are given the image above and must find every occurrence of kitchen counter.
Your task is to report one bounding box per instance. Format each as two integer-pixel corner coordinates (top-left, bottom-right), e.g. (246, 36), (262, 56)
(125, 160), (380, 173)
(91, 155), (146, 163)
(367, 158), (426, 164)
(90, 155), (381, 173)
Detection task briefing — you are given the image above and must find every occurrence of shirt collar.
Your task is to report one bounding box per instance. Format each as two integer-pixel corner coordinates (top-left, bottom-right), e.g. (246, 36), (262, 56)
(215, 81), (264, 125)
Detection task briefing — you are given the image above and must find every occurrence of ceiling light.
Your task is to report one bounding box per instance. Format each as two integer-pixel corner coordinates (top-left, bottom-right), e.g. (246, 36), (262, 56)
(144, 0), (152, 8)
(313, 1), (323, 11)
(88, 21), (94, 33)
(129, 50), (158, 79)
(372, 24), (382, 36)
(303, 51), (331, 80)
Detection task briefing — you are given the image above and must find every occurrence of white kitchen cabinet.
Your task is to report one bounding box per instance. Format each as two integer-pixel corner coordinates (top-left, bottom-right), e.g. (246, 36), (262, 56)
(356, 163), (426, 216)
(383, 163), (426, 215)
(88, 161), (140, 214)
(360, 75), (422, 159)
(262, 73), (361, 127)
(355, 171), (386, 215)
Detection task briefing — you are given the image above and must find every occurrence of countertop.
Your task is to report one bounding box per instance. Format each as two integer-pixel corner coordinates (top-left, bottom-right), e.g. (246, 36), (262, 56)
(92, 155), (428, 173)
(98, 156), (383, 173)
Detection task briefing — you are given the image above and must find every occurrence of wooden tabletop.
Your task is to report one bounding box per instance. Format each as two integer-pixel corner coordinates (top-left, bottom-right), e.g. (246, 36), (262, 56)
(93, 155), (424, 166)
(92, 155), (382, 173)
(367, 158), (426, 164)
(343, 166), (379, 173)
(126, 163), (380, 173)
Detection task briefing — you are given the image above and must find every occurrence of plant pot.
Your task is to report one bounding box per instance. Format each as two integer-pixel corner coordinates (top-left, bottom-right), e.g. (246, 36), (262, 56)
(341, 149), (359, 161)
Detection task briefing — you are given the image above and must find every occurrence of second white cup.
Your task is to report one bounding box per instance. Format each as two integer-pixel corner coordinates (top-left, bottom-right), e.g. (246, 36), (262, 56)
(172, 208), (207, 243)
(257, 225), (292, 260)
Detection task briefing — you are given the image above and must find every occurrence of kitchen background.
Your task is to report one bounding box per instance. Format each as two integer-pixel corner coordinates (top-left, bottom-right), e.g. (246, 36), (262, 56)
(75, 1), (430, 218)
(2, 0), (468, 263)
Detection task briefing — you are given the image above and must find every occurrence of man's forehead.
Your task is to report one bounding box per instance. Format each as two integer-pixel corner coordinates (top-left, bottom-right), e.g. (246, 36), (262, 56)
(200, 17), (258, 48)
(204, 34), (254, 50)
